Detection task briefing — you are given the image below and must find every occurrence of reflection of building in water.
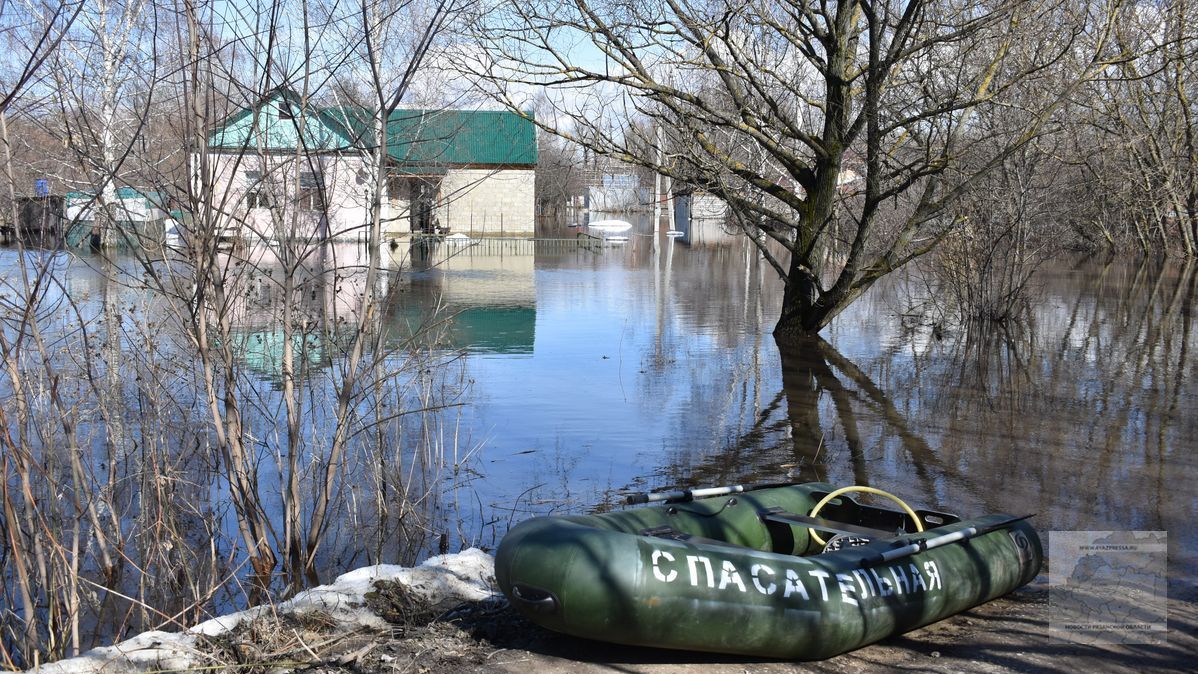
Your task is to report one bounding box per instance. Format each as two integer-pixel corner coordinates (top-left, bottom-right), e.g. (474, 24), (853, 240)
(221, 242), (383, 325)
(187, 239), (539, 378)
(215, 242), (387, 378)
(676, 211), (741, 247)
(386, 240), (537, 354)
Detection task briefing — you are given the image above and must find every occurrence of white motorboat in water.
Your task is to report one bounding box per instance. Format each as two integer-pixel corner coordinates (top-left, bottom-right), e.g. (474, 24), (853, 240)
(586, 219), (633, 235)
(568, 218), (632, 243)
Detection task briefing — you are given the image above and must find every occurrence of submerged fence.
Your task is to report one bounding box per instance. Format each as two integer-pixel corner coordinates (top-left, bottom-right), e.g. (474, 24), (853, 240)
(410, 235), (609, 256)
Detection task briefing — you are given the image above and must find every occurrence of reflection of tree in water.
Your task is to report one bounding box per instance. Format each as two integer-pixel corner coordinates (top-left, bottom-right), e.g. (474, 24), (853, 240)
(945, 323), (1037, 411)
(656, 336), (951, 506)
(641, 258), (1196, 560)
(1038, 258), (1194, 535)
(634, 240), (777, 482)
(883, 257), (1196, 537)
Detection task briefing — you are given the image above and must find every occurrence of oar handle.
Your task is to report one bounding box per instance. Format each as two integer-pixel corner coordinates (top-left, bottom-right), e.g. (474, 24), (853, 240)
(626, 482), (795, 505)
(627, 486), (743, 504)
(863, 514), (1034, 566)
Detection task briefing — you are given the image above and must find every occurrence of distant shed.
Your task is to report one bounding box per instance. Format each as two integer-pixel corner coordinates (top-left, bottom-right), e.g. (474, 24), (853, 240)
(4, 195), (69, 247)
(64, 188), (170, 249)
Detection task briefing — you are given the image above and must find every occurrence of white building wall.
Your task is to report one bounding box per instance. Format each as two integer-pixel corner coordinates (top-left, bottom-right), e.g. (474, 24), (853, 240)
(206, 154), (535, 240)
(436, 168), (535, 236)
(322, 155), (373, 240)
(207, 152), (406, 243)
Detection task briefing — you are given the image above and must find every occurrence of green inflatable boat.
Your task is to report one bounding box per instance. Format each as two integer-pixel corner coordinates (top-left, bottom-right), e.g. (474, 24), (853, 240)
(495, 482), (1041, 660)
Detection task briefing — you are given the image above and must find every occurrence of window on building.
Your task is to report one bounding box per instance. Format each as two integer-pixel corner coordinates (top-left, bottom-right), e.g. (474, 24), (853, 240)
(244, 170), (273, 209)
(279, 102), (294, 121)
(386, 174), (406, 201)
(298, 172), (324, 211)
(247, 190), (273, 209)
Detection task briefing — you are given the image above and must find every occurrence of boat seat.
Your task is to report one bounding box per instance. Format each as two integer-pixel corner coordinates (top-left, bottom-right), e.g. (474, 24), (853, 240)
(759, 507), (901, 540)
(639, 525), (752, 550)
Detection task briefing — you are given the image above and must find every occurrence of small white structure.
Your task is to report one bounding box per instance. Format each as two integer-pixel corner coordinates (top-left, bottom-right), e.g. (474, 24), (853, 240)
(65, 188), (169, 225)
(586, 219), (633, 235)
(673, 189), (727, 229)
(586, 174), (648, 211)
(64, 188), (171, 248)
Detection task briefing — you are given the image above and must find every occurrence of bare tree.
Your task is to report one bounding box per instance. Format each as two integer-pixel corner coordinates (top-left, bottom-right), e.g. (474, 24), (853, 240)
(931, 142), (1060, 326)
(51, 0), (153, 246)
(536, 131), (585, 216)
(0, 0), (468, 663)
(1068, 0), (1198, 256)
(464, 0), (1127, 336)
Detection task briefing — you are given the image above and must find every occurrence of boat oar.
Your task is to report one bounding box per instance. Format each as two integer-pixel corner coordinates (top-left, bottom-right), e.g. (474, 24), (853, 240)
(625, 482), (796, 505)
(861, 513), (1035, 567)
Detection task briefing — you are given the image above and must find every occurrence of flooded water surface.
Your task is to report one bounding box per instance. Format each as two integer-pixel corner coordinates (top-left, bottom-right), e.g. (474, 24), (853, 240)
(2, 224), (1195, 655)
(396, 234), (1197, 588)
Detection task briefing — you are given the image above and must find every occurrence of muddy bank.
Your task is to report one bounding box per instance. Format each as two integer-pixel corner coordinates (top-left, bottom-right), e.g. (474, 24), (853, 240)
(306, 579), (1197, 674)
(31, 553), (1195, 674)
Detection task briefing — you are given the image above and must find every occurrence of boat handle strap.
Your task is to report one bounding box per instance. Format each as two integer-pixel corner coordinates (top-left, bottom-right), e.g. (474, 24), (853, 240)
(510, 584), (559, 614)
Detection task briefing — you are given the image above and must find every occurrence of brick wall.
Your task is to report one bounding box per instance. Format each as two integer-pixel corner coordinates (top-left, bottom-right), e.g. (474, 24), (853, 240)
(437, 168), (536, 236)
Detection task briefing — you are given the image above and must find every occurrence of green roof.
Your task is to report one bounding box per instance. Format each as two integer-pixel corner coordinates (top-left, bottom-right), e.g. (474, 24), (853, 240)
(211, 90), (537, 167)
(385, 109), (537, 166)
(66, 188), (168, 207)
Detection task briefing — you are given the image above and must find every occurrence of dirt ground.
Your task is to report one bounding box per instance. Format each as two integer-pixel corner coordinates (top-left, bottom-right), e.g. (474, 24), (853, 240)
(218, 577), (1196, 674)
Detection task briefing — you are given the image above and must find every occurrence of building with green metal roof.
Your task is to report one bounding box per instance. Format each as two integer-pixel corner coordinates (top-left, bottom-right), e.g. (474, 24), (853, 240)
(205, 89), (538, 240)
(62, 188), (172, 249)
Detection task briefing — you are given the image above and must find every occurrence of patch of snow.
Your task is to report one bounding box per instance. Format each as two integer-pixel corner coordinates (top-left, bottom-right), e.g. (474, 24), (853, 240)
(189, 605), (268, 637)
(27, 549), (498, 674)
(26, 632), (199, 674)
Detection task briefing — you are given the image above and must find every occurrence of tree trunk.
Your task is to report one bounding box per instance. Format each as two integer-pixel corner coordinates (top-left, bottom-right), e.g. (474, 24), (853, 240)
(775, 261), (826, 337)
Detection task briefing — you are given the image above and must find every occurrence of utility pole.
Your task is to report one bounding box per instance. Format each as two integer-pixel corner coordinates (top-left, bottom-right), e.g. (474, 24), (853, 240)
(654, 124), (663, 239)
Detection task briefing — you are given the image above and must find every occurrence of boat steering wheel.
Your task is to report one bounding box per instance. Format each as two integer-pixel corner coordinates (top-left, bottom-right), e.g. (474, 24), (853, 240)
(808, 485), (924, 547)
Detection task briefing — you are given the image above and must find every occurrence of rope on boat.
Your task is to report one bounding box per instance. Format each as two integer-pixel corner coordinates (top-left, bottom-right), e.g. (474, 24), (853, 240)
(808, 485), (925, 547)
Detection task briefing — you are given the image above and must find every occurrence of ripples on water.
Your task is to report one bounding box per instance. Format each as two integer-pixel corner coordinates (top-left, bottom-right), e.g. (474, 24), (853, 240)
(1, 219), (1194, 654)
(399, 231), (1197, 589)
